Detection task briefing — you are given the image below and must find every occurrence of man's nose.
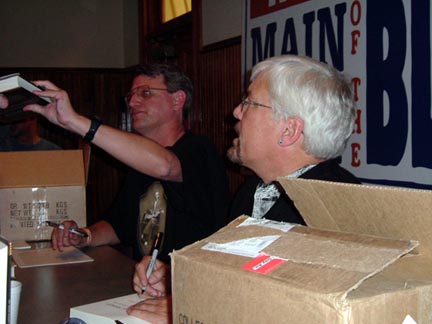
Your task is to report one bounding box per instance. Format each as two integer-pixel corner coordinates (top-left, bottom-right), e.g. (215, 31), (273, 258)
(233, 103), (242, 120)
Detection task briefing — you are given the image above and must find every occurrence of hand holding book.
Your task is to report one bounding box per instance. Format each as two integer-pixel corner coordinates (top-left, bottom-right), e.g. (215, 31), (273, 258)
(5, 78), (82, 135)
(0, 74), (82, 132)
(0, 73), (51, 123)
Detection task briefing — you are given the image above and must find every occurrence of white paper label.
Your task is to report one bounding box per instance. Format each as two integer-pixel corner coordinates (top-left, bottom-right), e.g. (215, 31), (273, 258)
(201, 235), (280, 258)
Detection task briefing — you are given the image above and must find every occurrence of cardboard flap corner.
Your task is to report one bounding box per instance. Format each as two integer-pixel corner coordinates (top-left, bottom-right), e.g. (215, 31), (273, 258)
(277, 177), (432, 257)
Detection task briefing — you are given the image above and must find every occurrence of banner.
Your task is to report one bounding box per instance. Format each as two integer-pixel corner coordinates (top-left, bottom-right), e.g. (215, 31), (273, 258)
(243, 0), (432, 189)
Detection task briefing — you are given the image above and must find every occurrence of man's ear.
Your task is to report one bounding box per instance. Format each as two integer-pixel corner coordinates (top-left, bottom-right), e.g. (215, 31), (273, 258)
(172, 90), (186, 111)
(278, 116), (304, 146)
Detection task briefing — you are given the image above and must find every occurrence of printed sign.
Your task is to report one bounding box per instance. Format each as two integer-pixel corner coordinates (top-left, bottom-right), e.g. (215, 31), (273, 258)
(243, 0), (432, 189)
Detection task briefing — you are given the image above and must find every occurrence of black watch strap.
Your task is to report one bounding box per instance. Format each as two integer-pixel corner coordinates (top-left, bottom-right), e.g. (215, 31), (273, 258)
(83, 116), (103, 143)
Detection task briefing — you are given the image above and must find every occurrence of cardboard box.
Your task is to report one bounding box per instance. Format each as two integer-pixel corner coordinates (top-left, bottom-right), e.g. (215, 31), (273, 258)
(0, 150), (87, 241)
(172, 179), (432, 324)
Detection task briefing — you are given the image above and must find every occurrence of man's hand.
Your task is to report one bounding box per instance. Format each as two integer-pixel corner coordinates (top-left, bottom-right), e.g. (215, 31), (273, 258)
(127, 296), (172, 324)
(23, 80), (81, 131)
(51, 220), (89, 252)
(133, 256), (171, 298)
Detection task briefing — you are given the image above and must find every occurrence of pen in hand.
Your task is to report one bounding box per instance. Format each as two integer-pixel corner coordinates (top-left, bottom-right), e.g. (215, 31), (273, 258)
(141, 232), (163, 294)
(45, 221), (89, 238)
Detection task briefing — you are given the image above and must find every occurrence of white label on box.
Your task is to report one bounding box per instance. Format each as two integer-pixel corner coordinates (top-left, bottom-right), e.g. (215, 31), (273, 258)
(237, 217), (295, 232)
(201, 235), (280, 258)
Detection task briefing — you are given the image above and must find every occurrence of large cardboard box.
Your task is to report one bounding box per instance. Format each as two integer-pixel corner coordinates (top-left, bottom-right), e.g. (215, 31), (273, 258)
(0, 150), (87, 241)
(172, 179), (432, 324)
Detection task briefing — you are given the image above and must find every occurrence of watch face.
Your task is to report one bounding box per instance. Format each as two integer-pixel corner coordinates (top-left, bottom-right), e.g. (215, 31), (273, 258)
(137, 181), (167, 256)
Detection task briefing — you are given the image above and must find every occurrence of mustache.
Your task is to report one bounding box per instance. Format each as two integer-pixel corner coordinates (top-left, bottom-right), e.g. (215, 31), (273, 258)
(234, 122), (240, 135)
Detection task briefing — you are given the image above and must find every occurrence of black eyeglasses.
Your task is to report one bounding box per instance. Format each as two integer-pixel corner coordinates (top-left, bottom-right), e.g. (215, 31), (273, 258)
(240, 97), (272, 113)
(124, 85), (169, 104)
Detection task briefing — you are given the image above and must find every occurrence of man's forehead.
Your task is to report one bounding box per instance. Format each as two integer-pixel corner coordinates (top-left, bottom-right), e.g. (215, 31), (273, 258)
(133, 74), (165, 87)
(247, 75), (268, 96)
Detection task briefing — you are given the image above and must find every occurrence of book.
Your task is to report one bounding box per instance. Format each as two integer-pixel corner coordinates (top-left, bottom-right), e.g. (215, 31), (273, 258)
(70, 294), (150, 324)
(0, 73), (51, 123)
(0, 236), (11, 324)
(12, 246), (93, 268)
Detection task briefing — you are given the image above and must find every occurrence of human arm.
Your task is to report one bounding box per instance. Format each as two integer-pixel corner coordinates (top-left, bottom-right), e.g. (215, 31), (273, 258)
(51, 220), (120, 252)
(23, 80), (183, 181)
(127, 296), (172, 324)
(133, 256), (171, 298)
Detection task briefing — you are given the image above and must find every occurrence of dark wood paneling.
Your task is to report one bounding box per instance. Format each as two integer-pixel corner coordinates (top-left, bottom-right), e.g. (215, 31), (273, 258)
(192, 40), (249, 198)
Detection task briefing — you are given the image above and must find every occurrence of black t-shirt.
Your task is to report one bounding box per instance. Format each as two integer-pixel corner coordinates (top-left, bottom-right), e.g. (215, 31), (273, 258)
(105, 132), (230, 262)
(229, 159), (361, 224)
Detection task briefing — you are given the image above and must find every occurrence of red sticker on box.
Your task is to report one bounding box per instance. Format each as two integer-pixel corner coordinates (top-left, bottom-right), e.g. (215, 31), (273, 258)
(242, 253), (286, 274)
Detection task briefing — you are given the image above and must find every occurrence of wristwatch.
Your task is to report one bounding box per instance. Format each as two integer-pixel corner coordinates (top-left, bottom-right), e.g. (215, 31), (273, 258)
(83, 116), (103, 143)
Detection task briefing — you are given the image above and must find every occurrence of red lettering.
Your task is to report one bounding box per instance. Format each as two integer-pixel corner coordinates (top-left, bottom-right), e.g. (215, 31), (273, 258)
(351, 30), (361, 54)
(350, 0), (362, 55)
(351, 77), (361, 101)
(354, 109), (362, 134)
(350, 0), (362, 25)
(351, 143), (361, 167)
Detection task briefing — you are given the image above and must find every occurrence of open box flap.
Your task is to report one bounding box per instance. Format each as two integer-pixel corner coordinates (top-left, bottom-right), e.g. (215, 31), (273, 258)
(277, 178), (432, 258)
(0, 150), (85, 188)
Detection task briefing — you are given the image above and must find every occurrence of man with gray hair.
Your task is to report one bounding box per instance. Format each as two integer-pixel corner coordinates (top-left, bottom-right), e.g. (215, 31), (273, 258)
(228, 54), (360, 223)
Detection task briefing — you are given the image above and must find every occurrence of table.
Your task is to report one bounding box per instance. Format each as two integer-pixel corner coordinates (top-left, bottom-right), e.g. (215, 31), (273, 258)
(15, 245), (136, 324)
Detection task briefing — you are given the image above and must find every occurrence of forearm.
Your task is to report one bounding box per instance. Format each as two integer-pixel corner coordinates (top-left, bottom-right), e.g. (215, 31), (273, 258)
(66, 116), (183, 181)
(85, 220), (121, 247)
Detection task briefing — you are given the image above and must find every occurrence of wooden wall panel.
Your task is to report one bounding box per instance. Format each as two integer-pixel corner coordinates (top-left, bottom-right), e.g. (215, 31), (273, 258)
(192, 40), (250, 198)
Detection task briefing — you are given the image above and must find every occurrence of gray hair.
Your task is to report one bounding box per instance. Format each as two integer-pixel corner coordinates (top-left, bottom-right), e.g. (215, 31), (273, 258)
(251, 55), (355, 160)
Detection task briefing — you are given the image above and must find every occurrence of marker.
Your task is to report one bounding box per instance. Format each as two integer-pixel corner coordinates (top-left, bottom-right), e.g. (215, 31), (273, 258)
(141, 232), (163, 294)
(45, 221), (89, 238)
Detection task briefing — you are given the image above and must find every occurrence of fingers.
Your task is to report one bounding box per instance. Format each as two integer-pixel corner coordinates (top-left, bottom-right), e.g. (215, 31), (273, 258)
(22, 81), (76, 129)
(134, 256), (151, 289)
(32, 80), (59, 90)
(51, 220), (83, 251)
(133, 257), (169, 297)
(127, 297), (172, 324)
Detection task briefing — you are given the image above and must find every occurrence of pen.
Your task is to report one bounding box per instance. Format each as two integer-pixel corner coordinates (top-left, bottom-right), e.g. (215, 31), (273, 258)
(45, 221), (89, 238)
(141, 232), (163, 294)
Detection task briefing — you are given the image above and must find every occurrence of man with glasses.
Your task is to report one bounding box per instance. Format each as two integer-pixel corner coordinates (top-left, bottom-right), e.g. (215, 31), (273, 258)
(228, 55), (361, 223)
(9, 63), (230, 266)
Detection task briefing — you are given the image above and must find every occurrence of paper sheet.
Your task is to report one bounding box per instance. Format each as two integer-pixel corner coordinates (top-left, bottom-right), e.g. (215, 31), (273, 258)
(12, 246), (93, 268)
